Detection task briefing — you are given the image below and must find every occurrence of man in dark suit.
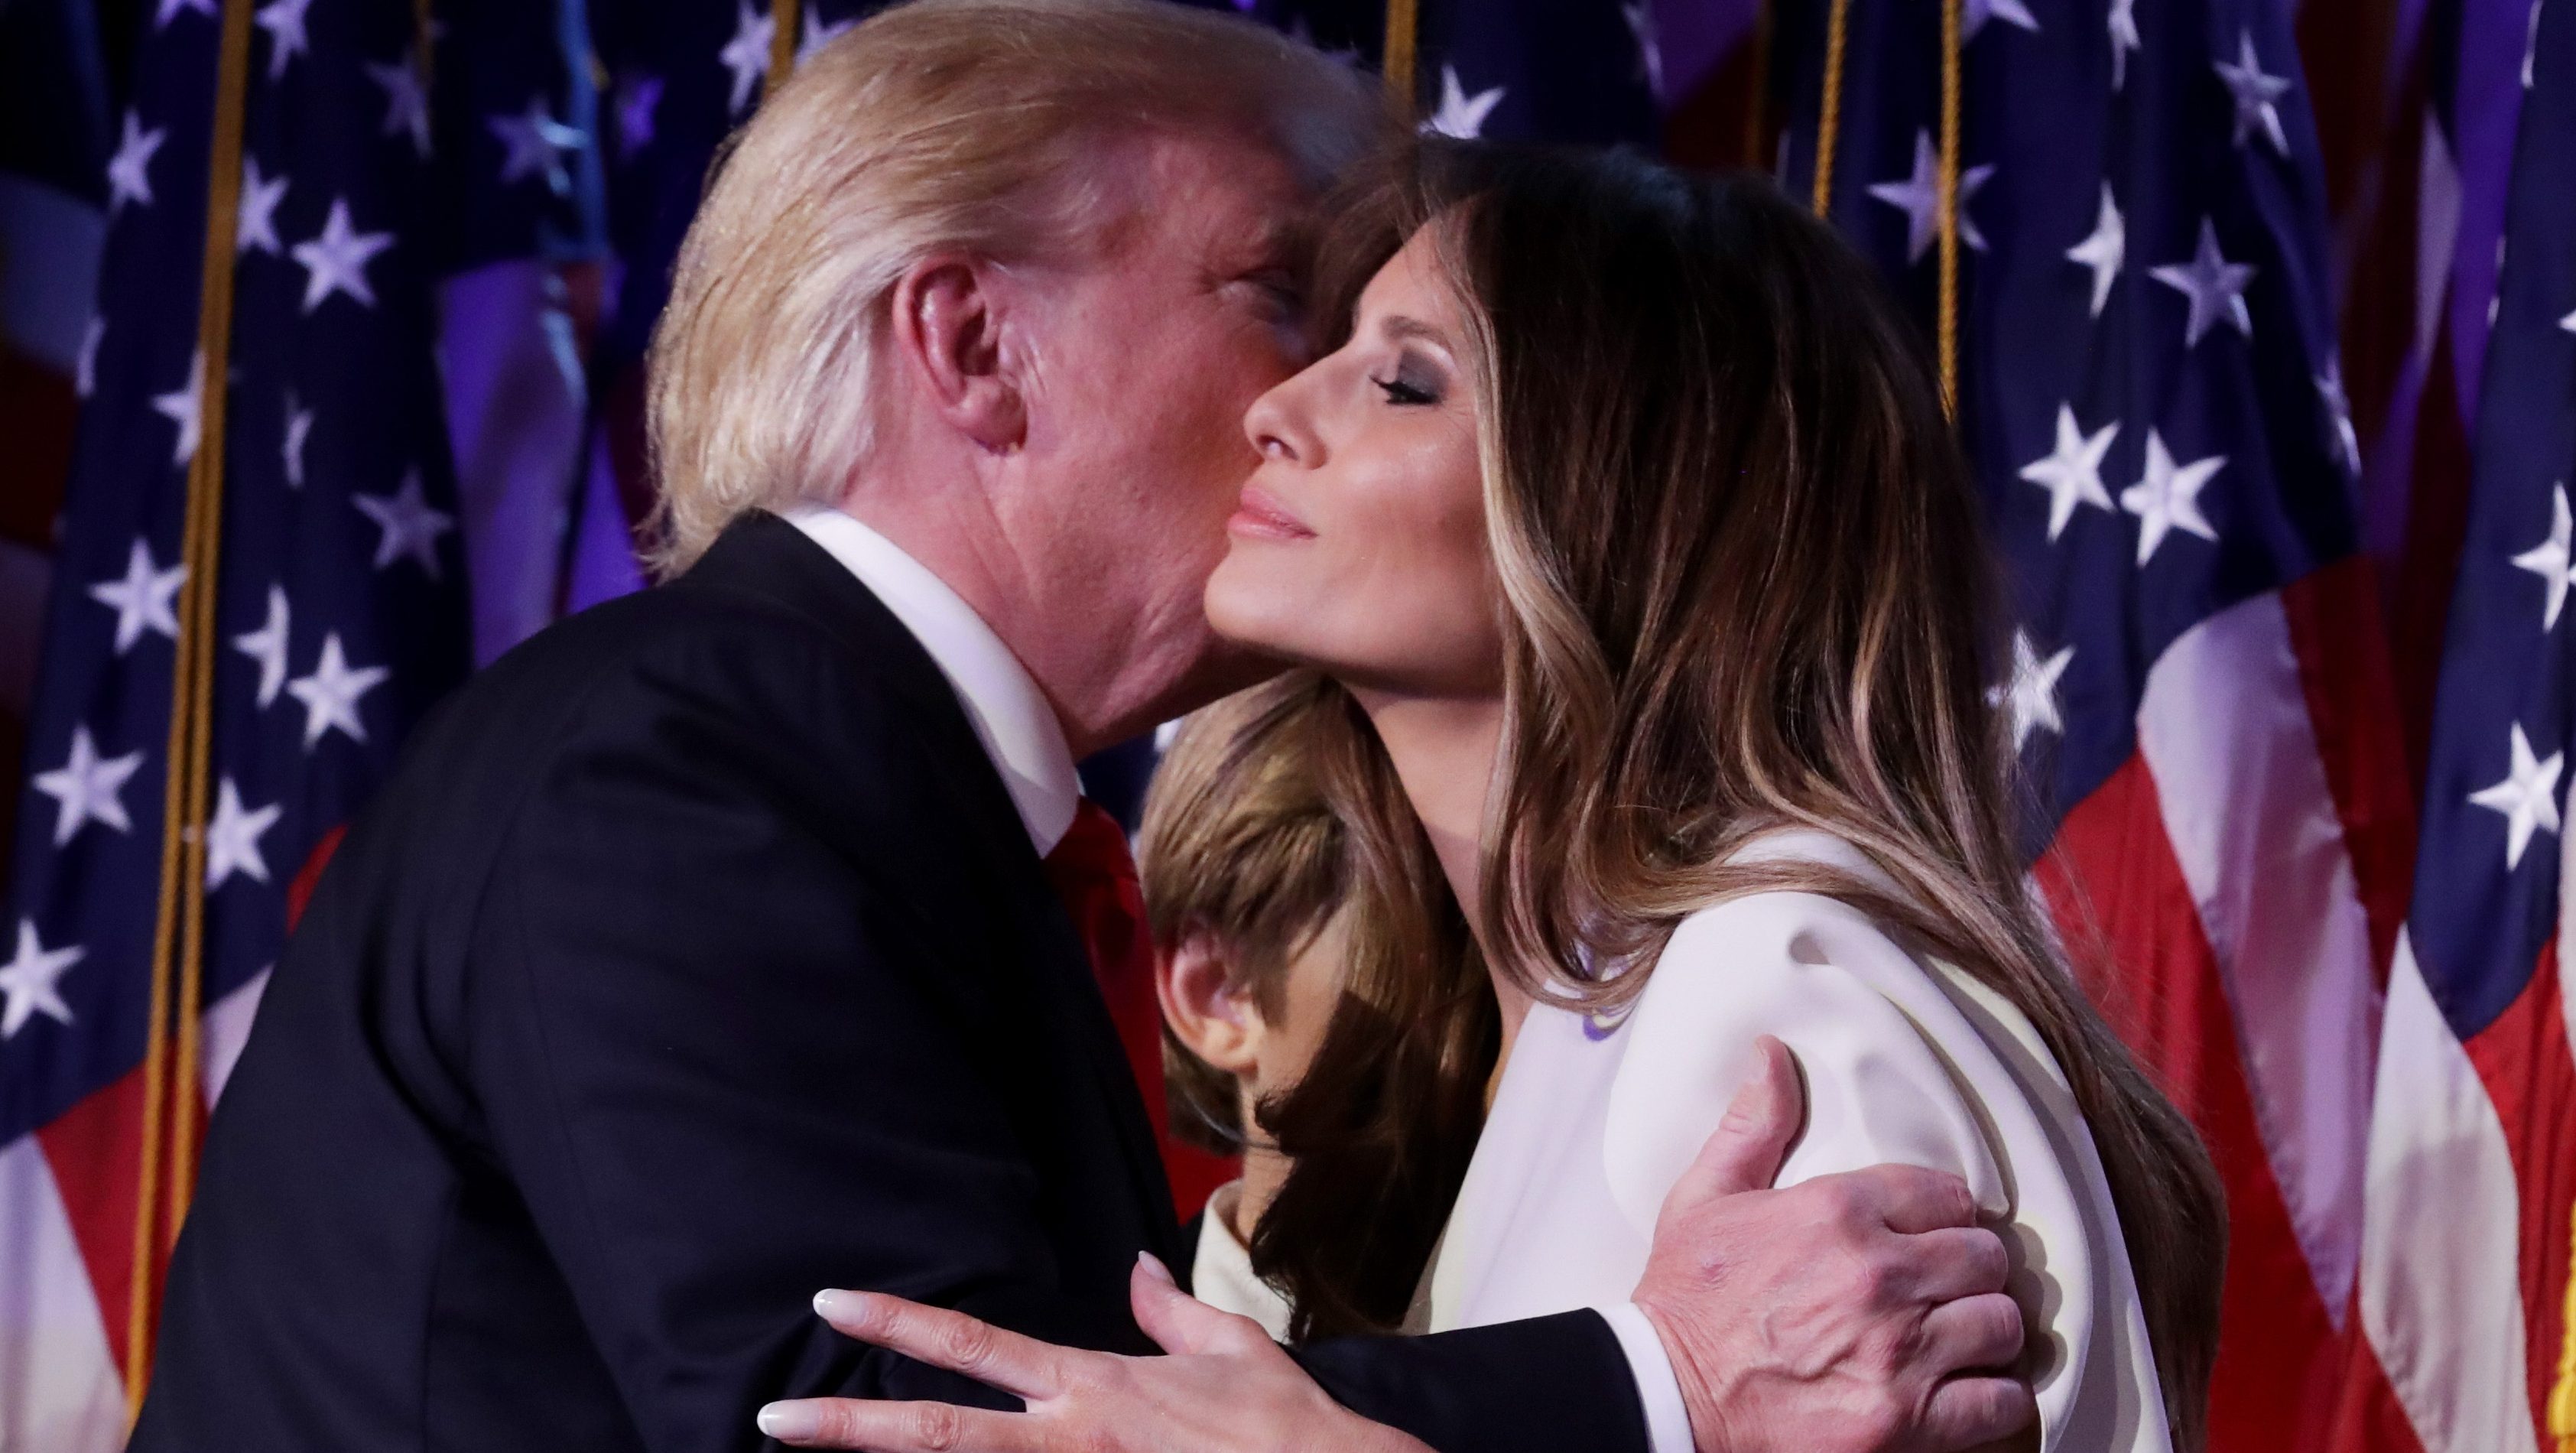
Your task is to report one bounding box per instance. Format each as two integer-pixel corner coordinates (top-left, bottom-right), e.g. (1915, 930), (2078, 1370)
(133, 4), (2032, 1451)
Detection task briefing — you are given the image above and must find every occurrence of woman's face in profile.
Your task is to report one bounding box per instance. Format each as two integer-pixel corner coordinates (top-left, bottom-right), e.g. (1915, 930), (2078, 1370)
(1204, 223), (1506, 700)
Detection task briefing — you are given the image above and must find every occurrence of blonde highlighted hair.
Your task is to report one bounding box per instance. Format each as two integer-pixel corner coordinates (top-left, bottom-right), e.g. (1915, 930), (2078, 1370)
(645, 0), (1382, 572)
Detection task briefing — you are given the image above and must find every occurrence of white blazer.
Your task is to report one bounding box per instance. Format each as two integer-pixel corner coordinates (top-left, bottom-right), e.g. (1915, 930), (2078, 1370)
(1424, 830), (2173, 1453)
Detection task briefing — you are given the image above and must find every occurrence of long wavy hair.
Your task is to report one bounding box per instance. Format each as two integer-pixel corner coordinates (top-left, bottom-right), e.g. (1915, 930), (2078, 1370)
(1245, 141), (2226, 1449)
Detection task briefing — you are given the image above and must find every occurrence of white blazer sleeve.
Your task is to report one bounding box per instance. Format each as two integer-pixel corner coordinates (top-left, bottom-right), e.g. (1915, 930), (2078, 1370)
(1597, 889), (2173, 1453)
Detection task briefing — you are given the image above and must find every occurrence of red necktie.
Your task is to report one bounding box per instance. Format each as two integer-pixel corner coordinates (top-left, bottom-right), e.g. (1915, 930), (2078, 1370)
(1042, 798), (1239, 1220)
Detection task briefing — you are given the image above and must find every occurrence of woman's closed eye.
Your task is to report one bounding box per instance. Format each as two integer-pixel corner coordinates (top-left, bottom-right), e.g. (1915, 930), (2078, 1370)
(1370, 356), (1444, 407)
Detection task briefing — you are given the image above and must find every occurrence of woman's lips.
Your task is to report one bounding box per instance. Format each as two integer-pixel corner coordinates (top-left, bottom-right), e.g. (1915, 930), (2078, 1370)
(1226, 486), (1316, 541)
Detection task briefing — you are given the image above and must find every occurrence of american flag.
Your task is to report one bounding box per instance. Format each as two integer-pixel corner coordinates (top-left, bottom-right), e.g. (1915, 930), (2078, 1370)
(1773, 0), (2415, 1448)
(2345, 5), (2576, 1451)
(0, 0), (489, 1443)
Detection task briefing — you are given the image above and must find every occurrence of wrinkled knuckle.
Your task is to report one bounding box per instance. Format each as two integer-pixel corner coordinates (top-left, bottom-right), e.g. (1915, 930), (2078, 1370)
(939, 1314), (999, 1370)
(905, 1402), (966, 1452)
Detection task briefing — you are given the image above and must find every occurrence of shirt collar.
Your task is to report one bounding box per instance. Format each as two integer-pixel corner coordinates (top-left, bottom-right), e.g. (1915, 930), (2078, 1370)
(781, 505), (1080, 855)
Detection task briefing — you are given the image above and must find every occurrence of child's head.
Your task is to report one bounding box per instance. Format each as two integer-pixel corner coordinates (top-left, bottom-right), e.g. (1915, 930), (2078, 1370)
(1138, 675), (1358, 1159)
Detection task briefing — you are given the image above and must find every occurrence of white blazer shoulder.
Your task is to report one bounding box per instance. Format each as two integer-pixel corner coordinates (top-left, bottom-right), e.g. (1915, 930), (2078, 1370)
(1600, 831), (2173, 1453)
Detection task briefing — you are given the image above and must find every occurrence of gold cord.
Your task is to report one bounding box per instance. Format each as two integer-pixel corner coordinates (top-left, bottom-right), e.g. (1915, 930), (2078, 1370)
(1810, 0), (1852, 216)
(1936, 0), (1963, 418)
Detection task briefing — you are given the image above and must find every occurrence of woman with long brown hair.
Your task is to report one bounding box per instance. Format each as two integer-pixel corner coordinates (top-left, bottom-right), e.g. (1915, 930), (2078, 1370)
(766, 139), (2225, 1453)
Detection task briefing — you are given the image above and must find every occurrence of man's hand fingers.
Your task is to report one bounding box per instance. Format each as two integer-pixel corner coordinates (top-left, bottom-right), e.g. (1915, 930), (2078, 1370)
(1917, 1373), (2038, 1453)
(1129, 1253), (1272, 1357)
(1898, 1225), (2013, 1302)
(1915, 1291), (2026, 1375)
(1830, 1162), (1981, 1234)
(1665, 1034), (1808, 1208)
(758, 1395), (1038, 1451)
(810, 1290), (1069, 1400)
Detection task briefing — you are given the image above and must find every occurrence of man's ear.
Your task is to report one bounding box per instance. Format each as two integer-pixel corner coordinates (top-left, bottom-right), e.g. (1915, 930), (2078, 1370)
(1155, 933), (1261, 1076)
(886, 254), (1027, 455)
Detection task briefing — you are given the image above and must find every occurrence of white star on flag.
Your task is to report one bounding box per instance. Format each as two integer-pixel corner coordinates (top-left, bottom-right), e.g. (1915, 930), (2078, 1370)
(0, 921), (83, 1039)
(1991, 631), (2074, 752)
(2019, 405), (2120, 542)
(2561, 306), (2574, 335)
(2121, 431), (2225, 565)
(2513, 483), (2574, 631)
(283, 391), (314, 487)
(2149, 218), (2256, 347)
(288, 634), (391, 748)
(1965, 0), (2038, 41)
(238, 155), (290, 255)
(291, 198), (395, 313)
(2109, 0), (2141, 89)
(1422, 66), (1506, 139)
(2213, 29), (2293, 157)
(365, 57), (432, 158)
(2318, 362), (2361, 476)
(107, 112), (167, 213)
(799, 10), (856, 63)
(76, 317), (103, 399)
(2469, 722), (2564, 870)
(489, 98), (585, 191)
(32, 726), (145, 847)
(2066, 183), (2124, 317)
(1868, 130), (1995, 264)
(720, 1), (774, 115)
(205, 778), (284, 890)
(154, 0), (215, 29)
(89, 538), (187, 653)
(1622, 2), (1664, 99)
(236, 583), (293, 707)
(354, 470), (456, 578)
(151, 349), (206, 466)
(254, 0), (312, 80)
(2526, 0), (2544, 89)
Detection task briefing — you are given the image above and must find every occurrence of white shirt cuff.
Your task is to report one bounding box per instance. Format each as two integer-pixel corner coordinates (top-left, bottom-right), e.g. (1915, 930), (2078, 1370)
(1597, 1302), (1694, 1453)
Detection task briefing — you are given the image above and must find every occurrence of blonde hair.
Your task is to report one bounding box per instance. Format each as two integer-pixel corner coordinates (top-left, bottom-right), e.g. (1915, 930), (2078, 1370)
(645, 0), (1383, 571)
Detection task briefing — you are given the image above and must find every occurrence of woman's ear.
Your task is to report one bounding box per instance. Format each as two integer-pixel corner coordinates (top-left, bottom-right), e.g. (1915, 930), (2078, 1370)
(1155, 933), (1262, 1076)
(886, 253), (1028, 455)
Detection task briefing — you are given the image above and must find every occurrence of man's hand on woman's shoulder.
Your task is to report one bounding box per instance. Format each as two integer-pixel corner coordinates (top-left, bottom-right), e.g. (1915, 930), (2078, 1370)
(1632, 1036), (2036, 1453)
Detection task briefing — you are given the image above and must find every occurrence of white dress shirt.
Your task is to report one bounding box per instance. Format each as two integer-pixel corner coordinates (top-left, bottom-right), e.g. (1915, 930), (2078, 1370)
(782, 505), (1079, 854)
(782, 505), (1697, 1448)
(1428, 829), (2173, 1453)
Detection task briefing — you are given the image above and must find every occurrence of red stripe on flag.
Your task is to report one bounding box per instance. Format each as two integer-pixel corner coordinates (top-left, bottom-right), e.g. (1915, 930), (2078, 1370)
(2279, 560), (2419, 983)
(2459, 938), (2576, 1439)
(32, 1065), (151, 1383)
(2325, 1318), (2431, 1453)
(2036, 753), (2344, 1453)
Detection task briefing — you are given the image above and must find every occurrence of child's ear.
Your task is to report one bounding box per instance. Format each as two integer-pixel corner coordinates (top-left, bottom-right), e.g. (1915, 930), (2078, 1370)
(1155, 932), (1262, 1076)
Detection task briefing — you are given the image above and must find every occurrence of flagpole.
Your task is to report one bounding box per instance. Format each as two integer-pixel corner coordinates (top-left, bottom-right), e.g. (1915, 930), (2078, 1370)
(1934, 0), (1962, 418)
(1741, 0), (1772, 173)
(128, 0), (256, 1419)
(1808, 0), (1851, 216)
(768, 0), (803, 98)
(1382, 0), (1418, 123)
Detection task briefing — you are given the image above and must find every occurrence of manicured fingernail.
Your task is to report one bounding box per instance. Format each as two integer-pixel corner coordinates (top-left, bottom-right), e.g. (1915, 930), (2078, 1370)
(758, 1401), (822, 1440)
(813, 1288), (859, 1321)
(1136, 1250), (1176, 1286)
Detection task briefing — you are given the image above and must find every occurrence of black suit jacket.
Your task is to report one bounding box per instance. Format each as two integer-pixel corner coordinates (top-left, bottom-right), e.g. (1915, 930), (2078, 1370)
(131, 513), (1652, 1453)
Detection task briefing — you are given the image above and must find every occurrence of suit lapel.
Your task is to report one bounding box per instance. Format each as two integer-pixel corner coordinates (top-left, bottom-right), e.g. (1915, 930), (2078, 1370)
(682, 513), (1184, 1259)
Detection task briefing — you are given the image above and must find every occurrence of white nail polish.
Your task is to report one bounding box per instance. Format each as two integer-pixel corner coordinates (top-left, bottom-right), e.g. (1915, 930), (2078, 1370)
(759, 1402), (823, 1440)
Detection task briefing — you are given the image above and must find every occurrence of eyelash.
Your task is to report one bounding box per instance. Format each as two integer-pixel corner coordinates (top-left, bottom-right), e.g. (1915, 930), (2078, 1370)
(1372, 374), (1438, 407)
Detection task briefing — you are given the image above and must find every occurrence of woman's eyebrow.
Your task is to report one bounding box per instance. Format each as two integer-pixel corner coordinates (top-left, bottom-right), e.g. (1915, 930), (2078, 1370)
(1379, 314), (1450, 349)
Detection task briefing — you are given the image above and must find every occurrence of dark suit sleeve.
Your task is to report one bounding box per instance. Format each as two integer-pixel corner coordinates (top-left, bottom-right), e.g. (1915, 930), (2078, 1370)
(1293, 1314), (1654, 1453)
(463, 659), (1140, 1452)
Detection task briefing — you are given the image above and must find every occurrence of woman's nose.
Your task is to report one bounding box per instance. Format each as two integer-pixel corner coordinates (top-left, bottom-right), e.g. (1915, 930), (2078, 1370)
(1242, 375), (1314, 466)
